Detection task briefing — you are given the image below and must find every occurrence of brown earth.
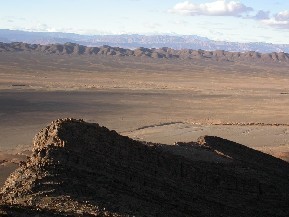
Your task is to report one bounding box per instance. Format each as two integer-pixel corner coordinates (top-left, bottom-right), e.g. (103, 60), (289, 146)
(1, 52), (289, 190)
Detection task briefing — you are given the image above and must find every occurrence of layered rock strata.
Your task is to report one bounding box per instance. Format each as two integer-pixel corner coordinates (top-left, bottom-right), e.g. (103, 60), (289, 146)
(1, 118), (289, 216)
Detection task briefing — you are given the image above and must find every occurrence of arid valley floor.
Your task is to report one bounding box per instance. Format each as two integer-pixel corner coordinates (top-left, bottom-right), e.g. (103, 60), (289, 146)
(1, 52), (289, 186)
(0, 53), (289, 185)
(1, 50), (289, 216)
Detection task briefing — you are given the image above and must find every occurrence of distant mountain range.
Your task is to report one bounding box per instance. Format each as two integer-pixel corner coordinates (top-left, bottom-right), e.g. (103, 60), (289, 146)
(1, 42), (289, 64)
(1, 29), (289, 53)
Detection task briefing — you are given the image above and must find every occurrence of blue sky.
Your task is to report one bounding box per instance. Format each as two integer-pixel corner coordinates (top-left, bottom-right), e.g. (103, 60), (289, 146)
(1, 0), (289, 44)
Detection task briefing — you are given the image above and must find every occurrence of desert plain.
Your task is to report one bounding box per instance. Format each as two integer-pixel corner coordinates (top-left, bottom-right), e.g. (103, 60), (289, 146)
(1, 52), (289, 186)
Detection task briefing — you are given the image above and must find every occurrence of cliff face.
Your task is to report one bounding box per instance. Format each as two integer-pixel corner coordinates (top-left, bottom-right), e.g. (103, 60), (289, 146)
(1, 118), (289, 216)
(1, 42), (289, 63)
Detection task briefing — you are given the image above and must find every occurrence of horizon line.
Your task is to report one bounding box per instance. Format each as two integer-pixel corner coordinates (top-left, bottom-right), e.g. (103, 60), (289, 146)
(1, 28), (288, 46)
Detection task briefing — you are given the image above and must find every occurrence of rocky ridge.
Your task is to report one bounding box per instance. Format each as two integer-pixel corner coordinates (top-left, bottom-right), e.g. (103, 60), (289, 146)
(1, 42), (289, 63)
(1, 118), (289, 216)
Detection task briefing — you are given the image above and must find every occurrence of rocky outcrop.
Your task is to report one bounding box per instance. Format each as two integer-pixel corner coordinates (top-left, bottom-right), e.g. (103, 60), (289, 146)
(1, 42), (289, 63)
(1, 118), (289, 216)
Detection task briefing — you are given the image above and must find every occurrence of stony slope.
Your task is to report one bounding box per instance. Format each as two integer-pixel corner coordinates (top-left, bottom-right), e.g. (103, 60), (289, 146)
(1, 42), (289, 63)
(1, 118), (289, 216)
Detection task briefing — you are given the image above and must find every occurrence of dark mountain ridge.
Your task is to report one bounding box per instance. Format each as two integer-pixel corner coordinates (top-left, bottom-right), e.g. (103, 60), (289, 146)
(1, 41), (289, 63)
(1, 118), (289, 216)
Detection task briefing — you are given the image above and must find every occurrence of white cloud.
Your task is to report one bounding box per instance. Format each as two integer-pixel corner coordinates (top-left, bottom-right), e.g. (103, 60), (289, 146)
(169, 0), (253, 17)
(143, 22), (161, 29)
(275, 10), (289, 21)
(262, 19), (289, 29)
(173, 20), (188, 25)
(251, 10), (270, 20)
(262, 10), (289, 29)
(9, 24), (103, 35)
(169, 1), (289, 30)
(30, 24), (57, 32)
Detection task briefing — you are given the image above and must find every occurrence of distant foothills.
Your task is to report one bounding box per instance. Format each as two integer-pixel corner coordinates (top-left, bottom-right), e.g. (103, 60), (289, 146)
(1, 41), (289, 64)
(1, 29), (289, 53)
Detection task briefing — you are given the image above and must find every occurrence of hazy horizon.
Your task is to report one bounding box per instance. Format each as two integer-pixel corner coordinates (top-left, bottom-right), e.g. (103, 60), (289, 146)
(1, 28), (289, 47)
(1, 1), (289, 44)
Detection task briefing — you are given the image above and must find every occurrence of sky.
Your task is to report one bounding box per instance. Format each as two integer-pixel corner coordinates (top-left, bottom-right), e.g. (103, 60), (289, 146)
(1, 0), (289, 44)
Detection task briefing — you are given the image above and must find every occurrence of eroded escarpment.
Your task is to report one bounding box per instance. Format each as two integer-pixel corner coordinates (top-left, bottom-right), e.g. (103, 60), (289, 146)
(1, 118), (289, 216)
(1, 42), (289, 63)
